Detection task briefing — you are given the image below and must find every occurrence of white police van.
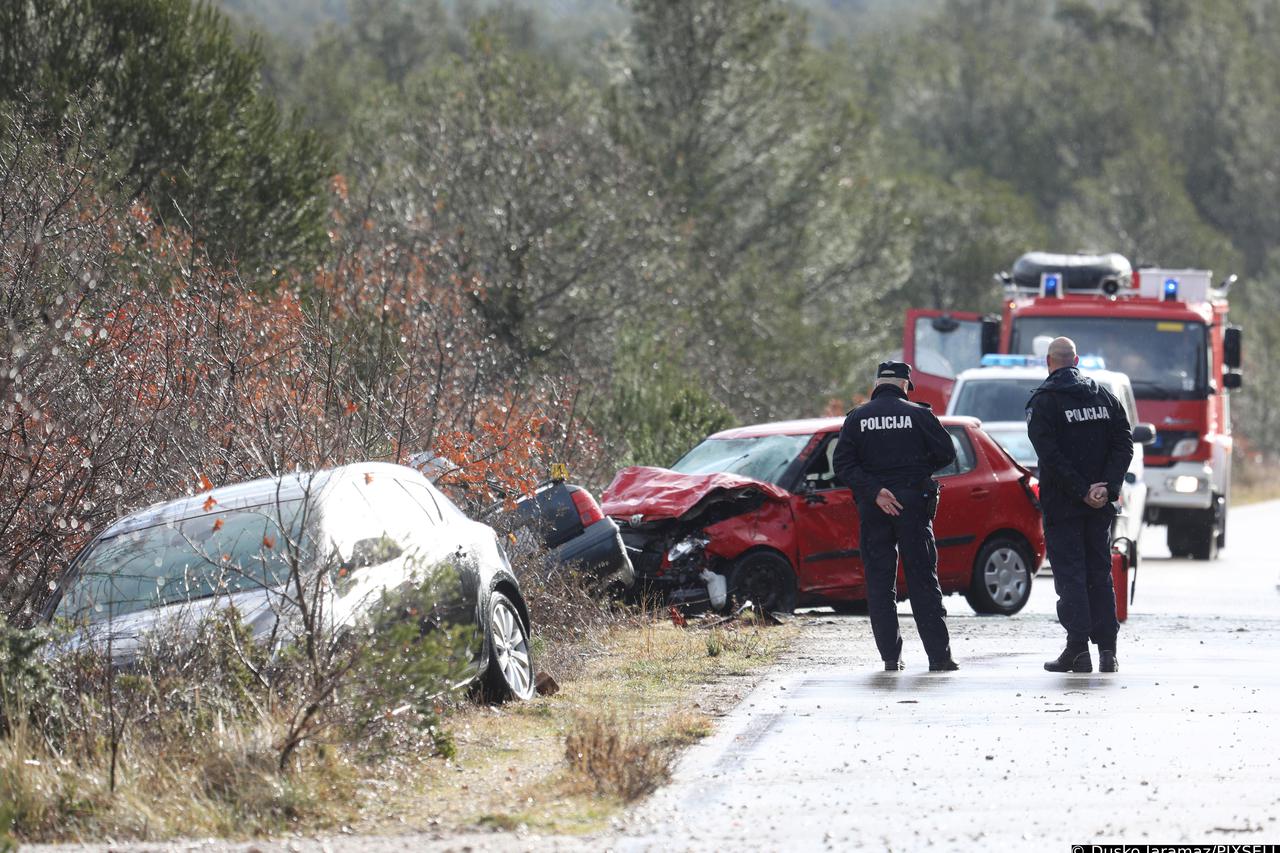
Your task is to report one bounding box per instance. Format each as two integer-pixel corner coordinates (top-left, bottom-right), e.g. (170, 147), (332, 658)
(945, 354), (1156, 560)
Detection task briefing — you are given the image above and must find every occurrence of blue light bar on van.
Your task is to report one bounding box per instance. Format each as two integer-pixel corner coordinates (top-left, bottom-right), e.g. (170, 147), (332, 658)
(978, 353), (1108, 370)
(980, 354), (1040, 367)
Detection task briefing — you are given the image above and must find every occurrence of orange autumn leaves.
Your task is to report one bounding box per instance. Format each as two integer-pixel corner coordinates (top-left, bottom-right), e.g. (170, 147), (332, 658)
(2, 166), (597, 619)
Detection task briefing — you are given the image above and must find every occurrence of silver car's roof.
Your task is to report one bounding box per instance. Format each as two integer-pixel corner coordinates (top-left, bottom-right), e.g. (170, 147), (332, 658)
(98, 462), (426, 538)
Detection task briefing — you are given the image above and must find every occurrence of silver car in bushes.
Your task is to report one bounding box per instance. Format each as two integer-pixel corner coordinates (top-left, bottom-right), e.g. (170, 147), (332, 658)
(41, 462), (535, 700)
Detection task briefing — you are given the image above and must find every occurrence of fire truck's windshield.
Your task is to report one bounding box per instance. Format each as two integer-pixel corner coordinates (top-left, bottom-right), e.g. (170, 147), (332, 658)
(1010, 317), (1208, 398)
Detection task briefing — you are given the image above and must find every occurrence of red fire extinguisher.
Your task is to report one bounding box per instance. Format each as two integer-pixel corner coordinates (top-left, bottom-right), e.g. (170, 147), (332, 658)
(1111, 537), (1137, 622)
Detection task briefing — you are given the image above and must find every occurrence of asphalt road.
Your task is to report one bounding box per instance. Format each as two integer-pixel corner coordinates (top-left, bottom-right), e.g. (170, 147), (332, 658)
(617, 499), (1280, 851)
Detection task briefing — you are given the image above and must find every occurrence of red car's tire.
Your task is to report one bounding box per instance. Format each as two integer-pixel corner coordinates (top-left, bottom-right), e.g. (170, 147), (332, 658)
(728, 551), (798, 614)
(831, 600), (869, 615)
(965, 536), (1033, 615)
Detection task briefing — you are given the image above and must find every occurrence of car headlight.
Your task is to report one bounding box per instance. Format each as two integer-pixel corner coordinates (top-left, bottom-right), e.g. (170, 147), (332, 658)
(1170, 438), (1200, 458)
(1169, 475), (1203, 494)
(667, 535), (710, 563)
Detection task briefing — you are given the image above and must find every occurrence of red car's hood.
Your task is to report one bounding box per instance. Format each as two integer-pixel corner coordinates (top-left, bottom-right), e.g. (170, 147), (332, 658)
(601, 466), (790, 522)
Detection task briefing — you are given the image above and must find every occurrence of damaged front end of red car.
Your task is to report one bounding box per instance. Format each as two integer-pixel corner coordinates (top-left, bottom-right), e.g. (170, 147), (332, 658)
(600, 466), (790, 610)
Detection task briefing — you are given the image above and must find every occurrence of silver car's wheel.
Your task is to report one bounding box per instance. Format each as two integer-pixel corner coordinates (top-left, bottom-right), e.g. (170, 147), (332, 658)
(965, 538), (1033, 615)
(483, 591), (535, 701)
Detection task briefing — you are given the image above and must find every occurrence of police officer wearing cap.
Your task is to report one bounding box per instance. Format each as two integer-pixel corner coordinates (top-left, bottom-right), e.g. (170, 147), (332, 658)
(833, 361), (960, 672)
(1027, 337), (1133, 673)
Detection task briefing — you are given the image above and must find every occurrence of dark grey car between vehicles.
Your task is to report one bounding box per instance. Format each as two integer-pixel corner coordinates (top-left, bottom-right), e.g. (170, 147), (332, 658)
(487, 480), (635, 591)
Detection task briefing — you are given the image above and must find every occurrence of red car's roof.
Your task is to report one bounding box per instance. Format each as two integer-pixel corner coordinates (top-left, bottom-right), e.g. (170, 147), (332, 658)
(709, 414), (980, 439)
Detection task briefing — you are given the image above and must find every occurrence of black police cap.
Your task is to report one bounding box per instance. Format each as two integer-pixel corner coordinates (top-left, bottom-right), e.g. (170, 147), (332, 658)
(876, 360), (915, 391)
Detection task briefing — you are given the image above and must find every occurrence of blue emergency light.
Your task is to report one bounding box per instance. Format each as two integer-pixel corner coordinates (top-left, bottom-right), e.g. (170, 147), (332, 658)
(977, 353), (1108, 370)
(980, 354), (1039, 367)
(1041, 272), (1061, 298)
(1163, 277), (1179, 301)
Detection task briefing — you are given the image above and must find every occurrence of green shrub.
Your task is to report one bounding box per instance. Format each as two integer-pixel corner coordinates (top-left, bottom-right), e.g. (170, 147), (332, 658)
(597, 329), (735, 469)
(347, 566), (478, 749)
(0, 622), (62, 739)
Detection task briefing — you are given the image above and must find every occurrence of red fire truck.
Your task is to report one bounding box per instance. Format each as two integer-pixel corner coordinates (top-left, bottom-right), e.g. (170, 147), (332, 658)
(902, 252), (1243, 560)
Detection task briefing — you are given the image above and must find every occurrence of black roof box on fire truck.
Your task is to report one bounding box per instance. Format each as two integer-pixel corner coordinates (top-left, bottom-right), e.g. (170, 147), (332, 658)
(1005, 251), (1132, 295)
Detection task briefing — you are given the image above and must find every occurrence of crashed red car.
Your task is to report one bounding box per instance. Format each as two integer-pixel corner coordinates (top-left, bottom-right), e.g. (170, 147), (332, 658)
(601, 416), (1045, 616)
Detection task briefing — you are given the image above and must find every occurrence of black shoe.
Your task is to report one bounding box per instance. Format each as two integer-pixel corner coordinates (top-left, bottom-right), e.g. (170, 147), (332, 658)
(928, 658), (959, 672)
(1099, 650), (1118, 673)
(884, 659), (904, 671)
(1044, 647), (1092, 673)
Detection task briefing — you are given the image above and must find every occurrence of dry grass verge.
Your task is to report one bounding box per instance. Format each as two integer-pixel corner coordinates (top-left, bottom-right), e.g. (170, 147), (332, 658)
(344, 616), (796, 837)
(4, 614), (794, 844)
(1231, 457), (1280, 506)
(564, 711), (673, 801)
(1, 710), (360, 841)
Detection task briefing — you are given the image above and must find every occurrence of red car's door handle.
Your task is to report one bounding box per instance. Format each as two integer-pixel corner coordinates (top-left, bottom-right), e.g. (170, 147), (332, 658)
(970, 487), (991, 499)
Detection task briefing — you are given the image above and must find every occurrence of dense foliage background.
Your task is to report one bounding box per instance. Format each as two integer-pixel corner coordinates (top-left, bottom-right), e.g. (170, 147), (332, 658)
(5, 0), (1280, 613)
(233, 0), (1280, 458)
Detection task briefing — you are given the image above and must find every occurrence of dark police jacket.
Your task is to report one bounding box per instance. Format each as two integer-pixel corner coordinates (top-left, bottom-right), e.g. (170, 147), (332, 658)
(833, 384), (957, 505)
(1026, 366), (1134, 520)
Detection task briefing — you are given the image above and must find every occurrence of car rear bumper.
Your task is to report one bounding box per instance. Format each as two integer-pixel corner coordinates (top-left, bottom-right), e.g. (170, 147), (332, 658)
(551, 518), (636, 587)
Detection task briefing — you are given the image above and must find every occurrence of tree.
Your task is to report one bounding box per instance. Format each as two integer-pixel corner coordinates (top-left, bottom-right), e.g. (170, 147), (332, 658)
(1054, 134), (1241, 274)
(365, 24), (667, 365)
(0, 0), (331, 275)
(608, 0), (904, 417)
(893, 170), (1046, 314)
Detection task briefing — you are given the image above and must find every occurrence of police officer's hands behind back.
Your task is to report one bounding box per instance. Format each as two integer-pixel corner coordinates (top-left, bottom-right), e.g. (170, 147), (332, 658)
(876, 487), (904, 516)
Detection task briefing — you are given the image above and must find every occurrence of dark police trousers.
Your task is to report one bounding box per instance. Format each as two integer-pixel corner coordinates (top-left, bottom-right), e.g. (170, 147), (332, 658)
(1044, 512), (1118, 647)
(858, 487), (951, 662)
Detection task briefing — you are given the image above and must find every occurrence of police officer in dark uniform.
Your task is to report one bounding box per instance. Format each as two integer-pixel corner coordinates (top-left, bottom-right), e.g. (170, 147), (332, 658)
(1027, 337), (1133, 673)
(834, 361), (960, 672)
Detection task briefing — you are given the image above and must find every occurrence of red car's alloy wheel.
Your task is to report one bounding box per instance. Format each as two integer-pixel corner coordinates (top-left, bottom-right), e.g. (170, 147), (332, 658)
(966, 537), (1033, 615)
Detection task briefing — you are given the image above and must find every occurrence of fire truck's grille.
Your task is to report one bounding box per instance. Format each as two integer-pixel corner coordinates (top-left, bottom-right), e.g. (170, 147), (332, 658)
(1146, 429), (1199, 458)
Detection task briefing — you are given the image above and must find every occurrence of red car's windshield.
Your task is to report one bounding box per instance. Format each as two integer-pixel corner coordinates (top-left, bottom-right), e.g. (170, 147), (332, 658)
(670, 435), (811, 486)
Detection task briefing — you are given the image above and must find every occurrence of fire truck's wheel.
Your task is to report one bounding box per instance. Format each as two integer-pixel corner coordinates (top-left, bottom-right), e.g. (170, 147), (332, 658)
(1189, 496), (1224, 561)
(1166, 522), (1192, 558)
(1217, 498), (1228, 549)
(966, 537), (1033, 615)
(728, 551), (798, 614)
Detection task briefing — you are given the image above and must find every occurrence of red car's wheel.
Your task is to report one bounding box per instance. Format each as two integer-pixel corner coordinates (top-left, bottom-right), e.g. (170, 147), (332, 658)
(728, 551), (798, 614)
(965, 537), (1033, 615)
(831, 600), (869, 615)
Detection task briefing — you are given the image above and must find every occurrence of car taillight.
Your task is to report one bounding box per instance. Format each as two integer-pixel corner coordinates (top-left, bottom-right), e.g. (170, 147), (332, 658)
(1020, 475), (1041, 510)
(570, 488), (604, 527)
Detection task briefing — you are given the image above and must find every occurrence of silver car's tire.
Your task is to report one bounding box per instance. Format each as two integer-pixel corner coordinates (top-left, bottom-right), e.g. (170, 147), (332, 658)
(965, 538), (1033, 615)
(482, 590), (535, 701)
